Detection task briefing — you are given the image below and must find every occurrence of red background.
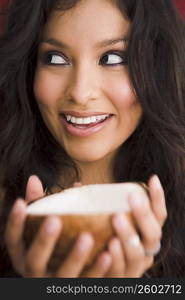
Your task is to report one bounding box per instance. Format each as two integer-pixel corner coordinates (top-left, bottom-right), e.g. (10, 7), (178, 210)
(174, 0), (185, 17)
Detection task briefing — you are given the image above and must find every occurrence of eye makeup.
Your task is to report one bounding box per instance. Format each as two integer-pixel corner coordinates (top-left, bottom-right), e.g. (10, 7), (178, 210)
(38, 49), (128, 67)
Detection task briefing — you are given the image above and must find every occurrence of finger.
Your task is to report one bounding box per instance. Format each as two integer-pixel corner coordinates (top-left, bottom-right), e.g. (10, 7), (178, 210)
(73, 182), (82, 188)
(25, 216), (62, 277)
(56, 233), (94, 277)
(83, 252), (112, 278)
(148, 175), (167, 227)
(5, 199), (27, 273)
(106, 238), (125, 277)
(113, 213), (150, 277)
(25, 175), (45, 204)
(129, 193), (162, 255)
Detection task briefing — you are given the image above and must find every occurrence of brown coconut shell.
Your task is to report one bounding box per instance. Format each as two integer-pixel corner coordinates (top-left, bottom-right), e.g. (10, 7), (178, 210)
(24, 183), (147, 274)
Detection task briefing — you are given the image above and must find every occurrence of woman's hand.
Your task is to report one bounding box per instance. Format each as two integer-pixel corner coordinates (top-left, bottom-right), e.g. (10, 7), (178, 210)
(4, 176), (112, 277)
(105, 175), (167, 277)
(5, 174), (166, 277)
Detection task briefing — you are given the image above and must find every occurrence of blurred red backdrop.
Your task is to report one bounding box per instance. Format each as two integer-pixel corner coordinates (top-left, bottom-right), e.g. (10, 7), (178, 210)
(175, 0), (185, 17)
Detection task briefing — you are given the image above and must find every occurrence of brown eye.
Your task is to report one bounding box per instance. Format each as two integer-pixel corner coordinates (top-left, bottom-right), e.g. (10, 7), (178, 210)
(100, 51), (127, 66)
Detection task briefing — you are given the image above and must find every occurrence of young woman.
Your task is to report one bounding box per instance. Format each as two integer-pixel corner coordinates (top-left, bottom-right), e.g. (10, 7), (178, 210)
(0, 0), (184, 278)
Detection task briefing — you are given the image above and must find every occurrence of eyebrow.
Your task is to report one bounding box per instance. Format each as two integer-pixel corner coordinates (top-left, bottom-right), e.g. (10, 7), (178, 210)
(40, 36), (128, 49)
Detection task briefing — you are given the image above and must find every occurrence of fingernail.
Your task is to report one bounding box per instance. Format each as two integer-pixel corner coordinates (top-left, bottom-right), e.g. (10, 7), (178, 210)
(113, 213), (128, 228)
(77, 233), (93, 251)
(28, 175), (39, 184)
(45, 217), (61, 234)
(73, 182), (82, 187)
(97, 252), (112, 271)
(129, 194), (142, 208)
(12, 199), (25, 215)
(127, 235), (140, 248)
(110, 238), (121, 252)
(153, 175), (162, 189)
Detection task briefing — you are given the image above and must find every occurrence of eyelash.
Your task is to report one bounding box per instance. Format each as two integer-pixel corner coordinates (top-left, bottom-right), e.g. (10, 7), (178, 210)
(40, 50), (128, 66)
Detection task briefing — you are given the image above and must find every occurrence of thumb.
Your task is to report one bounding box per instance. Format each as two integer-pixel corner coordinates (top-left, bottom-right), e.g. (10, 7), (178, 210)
(25, 175), (45, 204)
(73, 182), (83, 188)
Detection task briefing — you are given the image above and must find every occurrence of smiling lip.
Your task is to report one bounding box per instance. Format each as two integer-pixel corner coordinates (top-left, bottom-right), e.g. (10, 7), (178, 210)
(60, 114), (114, 137)
(61, 111), (111, 117)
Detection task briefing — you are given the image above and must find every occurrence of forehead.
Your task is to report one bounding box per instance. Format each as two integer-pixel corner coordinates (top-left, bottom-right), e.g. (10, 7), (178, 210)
(42, 0), (130, 46)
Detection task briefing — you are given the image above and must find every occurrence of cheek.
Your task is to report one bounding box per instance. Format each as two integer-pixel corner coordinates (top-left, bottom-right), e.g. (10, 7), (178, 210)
(105, 75), (142, 130)
(33, 70), (62, 107)
(33, 70), (65, 140)
(107, 76), (136, 109)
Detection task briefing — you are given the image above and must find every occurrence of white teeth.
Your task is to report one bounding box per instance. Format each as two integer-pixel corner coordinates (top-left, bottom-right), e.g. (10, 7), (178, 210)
(83, 117), (91, 124)
(76, 118), (83, 125)
(66, 115), (72, 122)
(65, 114), (110, 125)
(96, 115), (108, 121)
(90, 116), (97, 123)
(71, 117), (76, 124)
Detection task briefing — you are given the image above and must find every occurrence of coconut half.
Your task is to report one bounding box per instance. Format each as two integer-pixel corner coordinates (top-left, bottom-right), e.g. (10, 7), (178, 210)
(24, 183), (148, 274)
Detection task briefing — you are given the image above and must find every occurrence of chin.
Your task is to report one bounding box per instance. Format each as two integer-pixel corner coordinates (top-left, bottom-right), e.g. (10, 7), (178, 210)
(71, 153), (105, 163)
(68, 148), (110, 163)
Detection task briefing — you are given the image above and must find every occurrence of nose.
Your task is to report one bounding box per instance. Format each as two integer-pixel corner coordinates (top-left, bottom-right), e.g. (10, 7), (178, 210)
(65, 64), (100, 105)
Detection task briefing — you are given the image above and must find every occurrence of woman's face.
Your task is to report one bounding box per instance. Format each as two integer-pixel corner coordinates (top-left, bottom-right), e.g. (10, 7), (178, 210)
(34, 0), (142, 163)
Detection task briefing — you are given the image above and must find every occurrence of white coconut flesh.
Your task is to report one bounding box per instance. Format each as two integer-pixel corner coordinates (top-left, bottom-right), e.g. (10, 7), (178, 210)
(26, 183), (142, 215)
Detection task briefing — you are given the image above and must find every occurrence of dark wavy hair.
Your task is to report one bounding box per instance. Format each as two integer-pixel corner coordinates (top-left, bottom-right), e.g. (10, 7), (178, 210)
(0, 0), (185, 277)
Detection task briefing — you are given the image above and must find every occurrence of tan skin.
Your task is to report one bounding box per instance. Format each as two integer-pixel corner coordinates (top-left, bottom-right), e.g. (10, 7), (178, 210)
(4, 0), (167, 277)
